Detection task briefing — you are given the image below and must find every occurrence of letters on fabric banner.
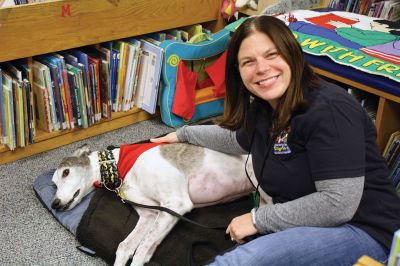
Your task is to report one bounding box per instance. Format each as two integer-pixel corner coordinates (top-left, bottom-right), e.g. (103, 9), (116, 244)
(292, 30), (400, 83)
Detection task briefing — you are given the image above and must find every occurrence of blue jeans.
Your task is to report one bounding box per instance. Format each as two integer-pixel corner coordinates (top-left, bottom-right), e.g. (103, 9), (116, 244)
(208, 224), (388, 266)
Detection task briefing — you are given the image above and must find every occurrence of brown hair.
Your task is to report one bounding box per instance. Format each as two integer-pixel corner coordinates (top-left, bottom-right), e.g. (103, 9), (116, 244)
(220, 16), (318, 133)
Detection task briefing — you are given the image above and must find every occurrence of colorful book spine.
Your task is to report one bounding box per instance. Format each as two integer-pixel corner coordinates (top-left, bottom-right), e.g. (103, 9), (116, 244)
(389, 229), (400, 266)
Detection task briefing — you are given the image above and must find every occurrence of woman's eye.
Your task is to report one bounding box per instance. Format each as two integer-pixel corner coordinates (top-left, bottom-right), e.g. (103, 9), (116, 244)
(266, 52), (278, 59)
(62, 169), (69, 178)
(241, 60), (254, 67)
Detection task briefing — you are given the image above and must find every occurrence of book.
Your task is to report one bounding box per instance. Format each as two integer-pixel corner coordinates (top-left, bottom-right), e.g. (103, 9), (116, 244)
(50, 53), (72, 130)
(23, 80), (35, 143)
(110, 48), (119, 111)
(122, 42), (136, 111)
(138, 39), (163, 114)
(99, 59), (111, 119)
(2, 71), (16, 150)
(66, 70), (81, 128)
(12, 78), (25, 147)
(127, 38), (142, 109)
(392, 165), (400, 188)
(2, 63), (24, 147)
(32, 80), (52, 133)
(84, 46), (112, 119)
(88, 55), (102, 122)
(53, 53), (75, 129)
(64, 56), (90, 128)
(124, 39), (141, 110)
(388, 140), (400, 169)
(133, 47), (149, 109)
(114, 41), (129, 111)
(67, 64), (88, 128)
(383, 131), (400, 158)
(13, 60), (36, 143)
(389, 229), (400, 266)
(32, 60), (58, 131)
(38, 56), (67, 130)
(70, 49), (94, 126)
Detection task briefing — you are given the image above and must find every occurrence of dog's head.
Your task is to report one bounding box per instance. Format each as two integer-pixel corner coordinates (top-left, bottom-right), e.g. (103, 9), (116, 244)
(51, 144), (95, 211)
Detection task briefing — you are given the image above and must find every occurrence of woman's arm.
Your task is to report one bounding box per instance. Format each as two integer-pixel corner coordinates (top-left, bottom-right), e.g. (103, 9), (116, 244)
(227, 176), (364, 242)
(172, 125), (247, 154)
(253, 176), (364, 233)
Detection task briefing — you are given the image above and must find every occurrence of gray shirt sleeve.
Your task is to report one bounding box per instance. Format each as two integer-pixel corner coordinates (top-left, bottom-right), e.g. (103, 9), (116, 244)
(176, 125), (246, 155)
(254, 176), (364, 233)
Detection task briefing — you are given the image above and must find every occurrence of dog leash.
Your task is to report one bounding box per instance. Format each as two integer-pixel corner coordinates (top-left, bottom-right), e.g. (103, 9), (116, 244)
(121, 198), (227, 231)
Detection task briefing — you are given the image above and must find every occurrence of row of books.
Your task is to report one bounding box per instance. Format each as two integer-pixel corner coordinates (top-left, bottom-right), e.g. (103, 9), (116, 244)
(0, 23), (209, 151)
(383, 130), (400, 192)
(0, 63), (35, 151)
(347, 87), (400, 194)
(328, 0), (400, 21)
(11, 0), (51, 5)
(0, 39), (162, 149)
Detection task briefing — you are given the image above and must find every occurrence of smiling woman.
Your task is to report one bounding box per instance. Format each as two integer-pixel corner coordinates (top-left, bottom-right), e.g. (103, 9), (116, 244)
(150, 15), (400, 266)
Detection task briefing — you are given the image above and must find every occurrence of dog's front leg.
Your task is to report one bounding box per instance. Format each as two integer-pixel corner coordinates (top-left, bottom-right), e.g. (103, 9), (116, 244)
(130, 201), (193, 266)
(114, 209), (157, 266)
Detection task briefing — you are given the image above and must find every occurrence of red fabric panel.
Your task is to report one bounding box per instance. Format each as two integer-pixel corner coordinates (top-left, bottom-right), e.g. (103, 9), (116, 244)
(172, 60), (198, 120)
(205, 51), (227, 97)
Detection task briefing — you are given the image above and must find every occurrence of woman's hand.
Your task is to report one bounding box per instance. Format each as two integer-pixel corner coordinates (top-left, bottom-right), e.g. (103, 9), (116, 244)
(150, 132), (179, 143)
(226, 213), (258, 244)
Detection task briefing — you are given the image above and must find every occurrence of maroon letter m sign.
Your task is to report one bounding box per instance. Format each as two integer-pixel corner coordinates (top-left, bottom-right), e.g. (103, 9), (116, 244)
(61, 4), (71, 17)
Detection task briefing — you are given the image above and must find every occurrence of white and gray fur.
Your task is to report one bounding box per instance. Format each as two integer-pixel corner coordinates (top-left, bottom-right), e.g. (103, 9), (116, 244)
(51, 142), (265, 266)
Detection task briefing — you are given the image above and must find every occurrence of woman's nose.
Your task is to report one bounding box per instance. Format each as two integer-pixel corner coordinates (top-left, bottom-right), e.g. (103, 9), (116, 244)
(255, 59), (271, 74)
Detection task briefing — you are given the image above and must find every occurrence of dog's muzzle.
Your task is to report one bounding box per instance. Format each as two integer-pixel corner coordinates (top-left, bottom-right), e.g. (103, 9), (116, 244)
(51, 189), (80, 211)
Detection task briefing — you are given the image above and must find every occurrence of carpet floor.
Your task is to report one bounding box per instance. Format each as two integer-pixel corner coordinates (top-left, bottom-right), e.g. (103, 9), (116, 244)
(0, 117), (174, 265)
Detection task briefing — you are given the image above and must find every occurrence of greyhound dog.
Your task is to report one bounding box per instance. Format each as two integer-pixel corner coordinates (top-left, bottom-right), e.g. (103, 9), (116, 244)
(51, 142), (264, 266)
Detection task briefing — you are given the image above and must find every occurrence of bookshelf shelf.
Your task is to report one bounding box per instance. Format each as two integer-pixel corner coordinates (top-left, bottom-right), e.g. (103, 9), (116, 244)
(0, 108), (154, 164)
(0, 0), (223, 164)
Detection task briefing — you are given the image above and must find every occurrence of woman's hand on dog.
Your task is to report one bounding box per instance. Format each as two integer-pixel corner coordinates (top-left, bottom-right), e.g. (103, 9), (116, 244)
(226, 213), (258, 244)
(150, 132), (179, 144)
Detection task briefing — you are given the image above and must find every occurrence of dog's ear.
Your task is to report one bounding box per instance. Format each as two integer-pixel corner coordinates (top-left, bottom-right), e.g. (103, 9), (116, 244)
(73, 144), (91, 157)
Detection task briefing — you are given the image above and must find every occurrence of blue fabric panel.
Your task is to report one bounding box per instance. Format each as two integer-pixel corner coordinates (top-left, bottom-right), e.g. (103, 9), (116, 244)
(289, 21), (363, 49)
(159, 29), (230, 127)
(33, 169), (94, 235)
(305, 53), (400, 97)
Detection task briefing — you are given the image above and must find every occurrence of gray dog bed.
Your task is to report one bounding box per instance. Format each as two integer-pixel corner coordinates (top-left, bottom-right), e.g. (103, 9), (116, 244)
(33, 169), (252, 265)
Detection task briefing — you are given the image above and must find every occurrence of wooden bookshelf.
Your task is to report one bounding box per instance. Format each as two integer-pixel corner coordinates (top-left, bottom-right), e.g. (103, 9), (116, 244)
(0, 0), (223, 164)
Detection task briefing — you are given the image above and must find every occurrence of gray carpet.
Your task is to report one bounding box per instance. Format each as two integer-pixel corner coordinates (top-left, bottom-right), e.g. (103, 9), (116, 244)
(0, 117), (174, 265)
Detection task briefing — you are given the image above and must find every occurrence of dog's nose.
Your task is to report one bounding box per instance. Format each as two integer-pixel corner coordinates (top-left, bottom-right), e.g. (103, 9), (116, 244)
(51, 198), (61, 210)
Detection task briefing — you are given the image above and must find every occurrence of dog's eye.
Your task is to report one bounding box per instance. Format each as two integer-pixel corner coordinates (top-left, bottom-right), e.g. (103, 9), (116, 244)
(62, 169), (69, 178)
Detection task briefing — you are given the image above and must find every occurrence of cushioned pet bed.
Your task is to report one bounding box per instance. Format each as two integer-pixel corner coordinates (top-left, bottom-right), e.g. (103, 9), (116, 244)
(34, 169), (252, 265)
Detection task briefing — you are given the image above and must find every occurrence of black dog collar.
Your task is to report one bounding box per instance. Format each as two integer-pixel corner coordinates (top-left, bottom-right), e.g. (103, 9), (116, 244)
(96, 150), (122, 192)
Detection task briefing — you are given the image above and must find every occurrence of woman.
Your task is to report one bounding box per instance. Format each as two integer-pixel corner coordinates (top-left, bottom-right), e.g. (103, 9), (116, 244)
(152, 16), (400, 265)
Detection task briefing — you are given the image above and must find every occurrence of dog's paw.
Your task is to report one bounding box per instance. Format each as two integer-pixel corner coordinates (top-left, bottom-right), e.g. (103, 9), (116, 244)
(129, 257), (147, 266)
(114, 250), (131, 266)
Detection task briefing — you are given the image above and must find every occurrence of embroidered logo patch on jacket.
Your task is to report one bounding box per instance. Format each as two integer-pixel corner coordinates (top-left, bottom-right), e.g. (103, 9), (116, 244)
(273, 128), (291, 155)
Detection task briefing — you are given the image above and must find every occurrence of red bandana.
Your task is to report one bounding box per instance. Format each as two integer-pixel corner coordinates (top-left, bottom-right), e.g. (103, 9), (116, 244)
(117, 143), (162, 179)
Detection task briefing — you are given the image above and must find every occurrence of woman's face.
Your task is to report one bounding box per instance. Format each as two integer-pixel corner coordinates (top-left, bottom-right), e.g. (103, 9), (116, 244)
(237, 31), (291, 109)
